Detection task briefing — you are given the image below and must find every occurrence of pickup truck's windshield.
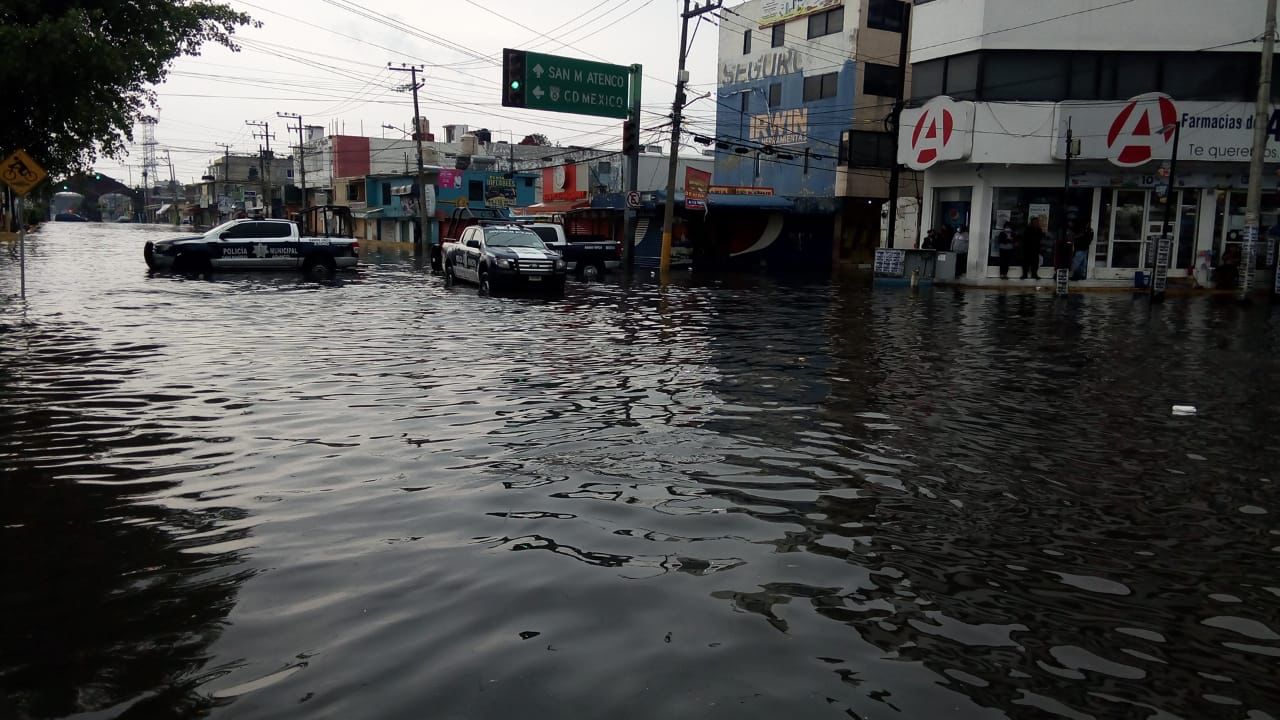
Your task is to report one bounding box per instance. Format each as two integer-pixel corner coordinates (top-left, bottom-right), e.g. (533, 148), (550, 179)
(530, 227), (561, 245)
(207, 220), (240, 236)
(486, 231), (546, 249)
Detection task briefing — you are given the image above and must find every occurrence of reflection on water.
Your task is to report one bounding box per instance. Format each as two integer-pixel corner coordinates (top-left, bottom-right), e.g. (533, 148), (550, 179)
(1, 224), (1278, 719)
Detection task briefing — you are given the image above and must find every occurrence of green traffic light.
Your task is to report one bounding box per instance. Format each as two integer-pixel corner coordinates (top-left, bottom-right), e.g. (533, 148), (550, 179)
(511, 80), (520, 90)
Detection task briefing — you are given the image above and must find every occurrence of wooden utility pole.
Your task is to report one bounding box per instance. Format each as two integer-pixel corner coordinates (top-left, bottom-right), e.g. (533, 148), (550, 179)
(215, 143), (232, 221)
(163, 150), (179, 225)
(247, 120), (275, 217)
(660, 0), (721, 275)
(390, 63), (434, 266)
(1243, 0), (1277, 300)
(278, 112), (308, 217)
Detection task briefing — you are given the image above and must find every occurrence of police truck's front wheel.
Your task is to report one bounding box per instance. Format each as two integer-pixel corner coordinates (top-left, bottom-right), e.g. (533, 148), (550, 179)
(303, 254), (337, 282)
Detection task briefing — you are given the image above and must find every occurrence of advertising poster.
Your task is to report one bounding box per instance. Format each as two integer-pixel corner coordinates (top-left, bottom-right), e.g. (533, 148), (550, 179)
(685, 167), (711, 210)
(1029, 203), (1051, 231)
(438, 169), (462, 190)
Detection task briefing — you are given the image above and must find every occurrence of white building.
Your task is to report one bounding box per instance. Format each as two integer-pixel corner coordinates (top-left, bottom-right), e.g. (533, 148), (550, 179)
(901, 0), (1279, 287)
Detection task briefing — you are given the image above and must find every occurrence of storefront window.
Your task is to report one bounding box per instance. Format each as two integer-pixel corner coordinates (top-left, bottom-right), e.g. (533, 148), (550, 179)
(932, 187), (972, 251)
(987, 187), (1090, 267)
(1214, 190), (1280, 269)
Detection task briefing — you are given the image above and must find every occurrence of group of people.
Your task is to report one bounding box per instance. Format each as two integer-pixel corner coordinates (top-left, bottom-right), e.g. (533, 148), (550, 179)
(922, 225), (970, 276)
(920, 219), (1094, 281)
(991, 219), (1094, 281)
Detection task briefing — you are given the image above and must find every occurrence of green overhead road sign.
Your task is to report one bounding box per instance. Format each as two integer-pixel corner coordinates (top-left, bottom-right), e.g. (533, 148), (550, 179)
(503, 49), (631, 119)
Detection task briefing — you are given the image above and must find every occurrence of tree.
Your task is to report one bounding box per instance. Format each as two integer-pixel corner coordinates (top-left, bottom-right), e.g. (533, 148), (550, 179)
(0, 2), (256, 176)
(520, 133), (551, 146)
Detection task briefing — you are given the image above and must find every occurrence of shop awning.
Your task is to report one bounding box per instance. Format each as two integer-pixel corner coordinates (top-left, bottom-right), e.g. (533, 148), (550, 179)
(352, 207), (385, 219)
(707, 194), (794, 211)
(156, 203), (173, 215)
(514, 200), (590, 215)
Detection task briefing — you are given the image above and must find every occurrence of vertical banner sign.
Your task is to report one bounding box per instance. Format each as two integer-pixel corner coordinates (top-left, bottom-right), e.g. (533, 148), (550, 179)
(1242, 224), (1258, 296)
(685, 167), (711, 210)
(1152, 236), (1172, 295)
(1056, 268), (1070, 296)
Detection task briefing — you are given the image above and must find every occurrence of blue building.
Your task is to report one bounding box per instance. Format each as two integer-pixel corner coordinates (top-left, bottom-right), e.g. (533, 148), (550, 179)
(710, 0), (914, 267)
(358, 169), (538, 248)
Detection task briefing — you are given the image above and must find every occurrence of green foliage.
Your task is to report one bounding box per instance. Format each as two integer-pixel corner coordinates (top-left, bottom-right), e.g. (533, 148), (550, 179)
(0, 2), (256, 176)
(520, 133), (551, 146)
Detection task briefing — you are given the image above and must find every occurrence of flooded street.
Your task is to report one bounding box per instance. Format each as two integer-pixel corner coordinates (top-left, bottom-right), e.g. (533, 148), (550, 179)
(3, 223), (1279, 720)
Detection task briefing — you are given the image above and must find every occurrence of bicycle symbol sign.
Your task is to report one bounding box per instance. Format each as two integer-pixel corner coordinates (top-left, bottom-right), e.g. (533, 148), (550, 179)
(1, 149), (48, 197)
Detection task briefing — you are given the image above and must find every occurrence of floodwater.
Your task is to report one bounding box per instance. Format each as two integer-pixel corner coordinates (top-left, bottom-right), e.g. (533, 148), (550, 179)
(2, 223), (1279, 720)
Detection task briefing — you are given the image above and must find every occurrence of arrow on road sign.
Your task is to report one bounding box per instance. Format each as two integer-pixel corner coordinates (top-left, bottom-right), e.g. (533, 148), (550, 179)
(533, 87), (545, 99)
(533, 64), (544, 79)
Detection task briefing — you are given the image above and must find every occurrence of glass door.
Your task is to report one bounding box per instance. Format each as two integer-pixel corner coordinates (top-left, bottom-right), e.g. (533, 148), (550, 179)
(1108, 190), (1147, 271)
(1144, 190), (1198, 274)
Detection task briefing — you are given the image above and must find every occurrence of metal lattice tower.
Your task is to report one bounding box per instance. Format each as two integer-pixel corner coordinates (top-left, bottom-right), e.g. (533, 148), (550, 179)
(140, 116), (158, 191)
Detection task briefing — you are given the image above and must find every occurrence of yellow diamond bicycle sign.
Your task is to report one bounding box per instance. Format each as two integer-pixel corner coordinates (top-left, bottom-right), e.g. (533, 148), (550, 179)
(1, 149), (48, 197)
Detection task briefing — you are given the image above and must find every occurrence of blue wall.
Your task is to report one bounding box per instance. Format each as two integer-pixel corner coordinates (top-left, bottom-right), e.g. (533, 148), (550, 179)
(366, 170), (539, 216)
(436, 170), (538, 210)
(714, 59), (855, 199)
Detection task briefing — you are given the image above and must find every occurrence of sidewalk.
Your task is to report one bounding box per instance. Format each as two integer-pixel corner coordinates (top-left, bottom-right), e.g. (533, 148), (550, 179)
(935, 276), (1274, 296)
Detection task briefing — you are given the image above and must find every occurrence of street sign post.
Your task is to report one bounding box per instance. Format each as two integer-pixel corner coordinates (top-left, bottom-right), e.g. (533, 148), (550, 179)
(503, 49), (630, 119)
(1, 148), (47, 300)
(1, 148), (48, 197)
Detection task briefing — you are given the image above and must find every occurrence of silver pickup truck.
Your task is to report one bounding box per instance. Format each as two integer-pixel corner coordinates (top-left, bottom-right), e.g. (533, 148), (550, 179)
(443, 223), (567, 296)
(144, 213), (359, 280)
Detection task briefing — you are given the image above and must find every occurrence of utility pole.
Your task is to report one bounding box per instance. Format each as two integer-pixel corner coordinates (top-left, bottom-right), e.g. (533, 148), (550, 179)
(390, 63), (434, 267)
(660, 0), (721, 275)
(885, 0), (912, 251)
(624, 64), (643, 276)
(163, 150), (178, 225)
(247, 121), (275, 217)
(1244, 0), (1277, 301)
(1153, 120), (1181, 303)
(215, 143), (232, 222)
(1057, 120), (1074, 297)
(278, 112), (308, 218)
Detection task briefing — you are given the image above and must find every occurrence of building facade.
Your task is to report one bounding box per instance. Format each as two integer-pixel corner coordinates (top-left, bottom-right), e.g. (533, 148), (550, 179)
(197, 152), (295, 224)
(713, 0), (917, 265)
(901, 0), (1279, 287)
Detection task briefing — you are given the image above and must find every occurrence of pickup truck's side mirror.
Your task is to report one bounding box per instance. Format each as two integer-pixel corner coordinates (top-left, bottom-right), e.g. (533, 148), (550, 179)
(466, 239), (481, 249)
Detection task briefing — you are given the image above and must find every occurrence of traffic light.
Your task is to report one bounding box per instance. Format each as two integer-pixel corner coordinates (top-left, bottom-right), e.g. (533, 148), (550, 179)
(502, 48), (527, 108)
(622, 119), (639, 156)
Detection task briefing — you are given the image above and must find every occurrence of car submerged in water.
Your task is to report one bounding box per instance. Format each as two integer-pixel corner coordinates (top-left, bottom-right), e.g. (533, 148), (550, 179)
(143, 206), (360, 280)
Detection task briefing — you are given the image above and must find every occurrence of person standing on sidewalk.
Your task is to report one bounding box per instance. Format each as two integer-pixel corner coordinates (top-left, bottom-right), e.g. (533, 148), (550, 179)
(1071, 223), (1094, 281)
(951, 225), (970, 277)
(1021, 218), (1046, 280)
(996, 222), (1016, 279)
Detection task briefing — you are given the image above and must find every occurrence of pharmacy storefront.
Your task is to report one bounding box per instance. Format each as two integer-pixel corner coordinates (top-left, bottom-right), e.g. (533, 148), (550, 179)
(901, 95), (1280, 286)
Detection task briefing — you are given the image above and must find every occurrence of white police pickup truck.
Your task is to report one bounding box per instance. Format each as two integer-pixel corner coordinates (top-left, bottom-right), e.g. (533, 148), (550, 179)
(443, 223), (567, 296)
(144, 215), (359, 280)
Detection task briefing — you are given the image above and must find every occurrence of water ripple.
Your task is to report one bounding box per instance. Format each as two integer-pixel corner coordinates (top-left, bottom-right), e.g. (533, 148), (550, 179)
(1, 223), (1278, 719)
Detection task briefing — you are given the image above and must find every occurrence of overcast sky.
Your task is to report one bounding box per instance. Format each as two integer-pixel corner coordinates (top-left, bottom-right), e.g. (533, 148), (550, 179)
(95, 0), (726, 185)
